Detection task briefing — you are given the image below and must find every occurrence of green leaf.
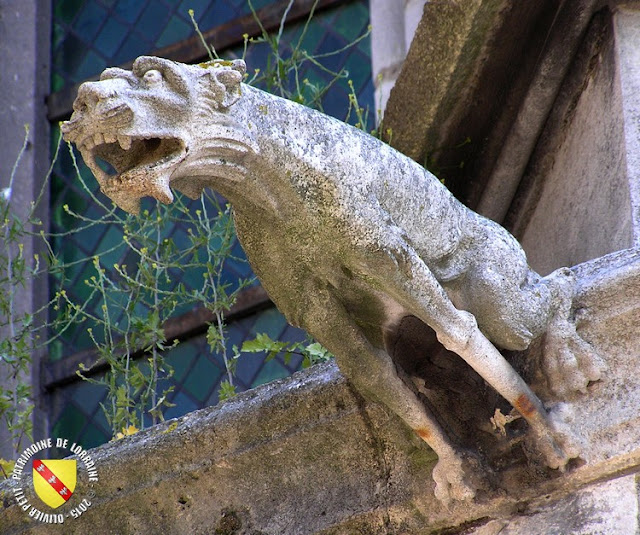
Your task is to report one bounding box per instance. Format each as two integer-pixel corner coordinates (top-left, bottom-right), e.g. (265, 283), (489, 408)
(218, 380), (236, 402)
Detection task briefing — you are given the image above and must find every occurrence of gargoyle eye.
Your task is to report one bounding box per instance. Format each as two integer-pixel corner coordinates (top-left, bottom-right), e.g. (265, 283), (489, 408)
(143, 69), (163, 86)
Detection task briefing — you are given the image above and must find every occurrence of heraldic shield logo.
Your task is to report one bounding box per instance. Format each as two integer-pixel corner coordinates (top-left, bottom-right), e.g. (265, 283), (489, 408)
(32, 459), (77, 508)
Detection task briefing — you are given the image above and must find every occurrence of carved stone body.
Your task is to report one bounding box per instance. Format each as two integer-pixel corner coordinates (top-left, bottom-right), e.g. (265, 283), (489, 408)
(62, 57), (603, 502)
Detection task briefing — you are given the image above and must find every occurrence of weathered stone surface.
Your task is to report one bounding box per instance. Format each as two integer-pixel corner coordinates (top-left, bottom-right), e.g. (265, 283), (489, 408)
(384, 2), (639, 277)
(369, 0), (427, 115)
(469, 475), (639, 535)
(615, 6), (640, 247)
(370, 0), (407, 114)
(506, 9), (634, 275)
(382, 0), (600, 213)
(0, 0), (51, 458)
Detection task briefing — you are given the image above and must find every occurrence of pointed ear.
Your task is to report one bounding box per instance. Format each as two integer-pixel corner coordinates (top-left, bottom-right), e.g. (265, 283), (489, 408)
(230, 59), (246, 77)
(198, 71), (227, 111)
(197, 60), (245, 112)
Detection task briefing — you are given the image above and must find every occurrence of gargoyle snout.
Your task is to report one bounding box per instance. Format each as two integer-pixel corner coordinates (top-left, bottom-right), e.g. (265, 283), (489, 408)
(72, 80), (133, 124)
(75, 81), (113, 109)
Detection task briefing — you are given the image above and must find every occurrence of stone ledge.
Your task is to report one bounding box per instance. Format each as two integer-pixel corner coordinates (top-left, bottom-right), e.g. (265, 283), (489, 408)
(1, 249), (640, 534)
(1, 362), (438, 534)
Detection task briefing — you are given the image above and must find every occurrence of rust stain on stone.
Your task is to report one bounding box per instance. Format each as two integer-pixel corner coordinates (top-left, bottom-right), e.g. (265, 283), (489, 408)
(416, 428), (431, 441)
(514, 393), (536, 417)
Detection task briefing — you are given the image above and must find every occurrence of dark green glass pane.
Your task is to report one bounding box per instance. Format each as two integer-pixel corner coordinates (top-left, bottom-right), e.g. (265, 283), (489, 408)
(95, 17), (129, 58)
(58, 33), (88, 78)
(165, 339), (198, 382)
(295, 18), (325, 54)
(70, 324), (95, 350)
(333, 2), (369, 42)
(52, 22), (66, 49)
(357, 31), (371, 55)
(97, 225), (127, 267)
(89, 405), (111, 436)
(54, 0), (84, 25)
(78, 423), (110, 449)
(59, 236), (90, 281)
(114, 0), (147, 24)
(200, 3), (240, 31)
(234, 352), (263, 388)
(180, 265), (206, 293)
(74, 50), (108, 84)
(316, 32), (347, 73)
(70, 380), (106, 414)
(183, 355), (221, 402)
(75, 223), (108, 257)
(51, 72), (65, 93)
(179, 0), (212, 22)
(247, 0), (274, 11)
(251, 358), (290, 388)
(113, 30), (153, 64)
(163, 390), (198, 420)
(169, 226), (191, 251)
(52, 403), (86, 443)
(344, 50), (371, 93)
(68, 261), (96, 303)
(48, 340), (64, 362)
(75, 2), (109, 41)
(136, 3), (171, 43)
(156, 15), (192, 48)
(249, 307), (287, 339)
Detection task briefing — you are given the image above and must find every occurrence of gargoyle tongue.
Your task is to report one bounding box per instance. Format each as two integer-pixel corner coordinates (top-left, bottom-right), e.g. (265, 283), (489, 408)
(105, 189), (143, 215)
(102, 160), (178, 215)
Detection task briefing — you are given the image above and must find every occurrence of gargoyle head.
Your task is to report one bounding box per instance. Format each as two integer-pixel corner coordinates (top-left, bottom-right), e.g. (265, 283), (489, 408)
(61, 56), (248, 213)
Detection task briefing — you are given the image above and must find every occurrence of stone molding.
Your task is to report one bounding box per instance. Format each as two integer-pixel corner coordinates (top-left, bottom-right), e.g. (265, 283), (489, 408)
(2, 248), (640, 533)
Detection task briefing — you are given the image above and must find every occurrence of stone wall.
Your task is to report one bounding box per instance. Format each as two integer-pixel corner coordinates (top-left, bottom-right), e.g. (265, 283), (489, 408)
(0, 0), (51, 459)
(511, 8), (637, 275)
(370, 0), (427, 116)
(3, 1), (640, 533)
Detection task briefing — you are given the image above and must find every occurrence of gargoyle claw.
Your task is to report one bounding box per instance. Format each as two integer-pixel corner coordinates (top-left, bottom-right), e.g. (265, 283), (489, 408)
(529, 403), (580, 470)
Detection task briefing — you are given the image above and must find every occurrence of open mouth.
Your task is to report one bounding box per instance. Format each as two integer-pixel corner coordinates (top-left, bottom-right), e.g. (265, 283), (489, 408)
(78, 133), (186, 211)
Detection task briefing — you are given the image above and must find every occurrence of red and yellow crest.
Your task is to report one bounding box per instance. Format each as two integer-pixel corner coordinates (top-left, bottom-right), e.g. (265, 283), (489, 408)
(32, 459), (77, 509)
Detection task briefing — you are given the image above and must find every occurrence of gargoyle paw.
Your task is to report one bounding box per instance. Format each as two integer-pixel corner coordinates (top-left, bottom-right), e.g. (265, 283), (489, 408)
(432, 453), (477, 505)
(542, 318), (605, 398)
(541, 268), (605, 398)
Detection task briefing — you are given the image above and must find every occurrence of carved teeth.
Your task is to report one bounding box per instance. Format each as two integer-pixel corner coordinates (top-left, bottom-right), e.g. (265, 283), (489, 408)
(104, 133), (117, 144)
(118, 135), (132, 150)
(83, 137), (95, 150)
(93, 133), (105, 146)
(151, 179), (174, 204)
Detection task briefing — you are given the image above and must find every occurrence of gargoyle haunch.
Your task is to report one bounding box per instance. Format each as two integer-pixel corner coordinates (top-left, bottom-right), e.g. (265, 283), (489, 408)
(62, 56), (604, 503)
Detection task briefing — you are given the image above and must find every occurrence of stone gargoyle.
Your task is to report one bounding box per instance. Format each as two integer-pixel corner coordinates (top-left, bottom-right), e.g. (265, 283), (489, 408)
(61, 56), (604, 503)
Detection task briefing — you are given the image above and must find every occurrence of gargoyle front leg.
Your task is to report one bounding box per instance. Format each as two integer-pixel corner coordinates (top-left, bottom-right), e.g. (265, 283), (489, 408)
(541, 268), (605, 397)
(388, 248), (580, 470)
(304, 285), (478, 504)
